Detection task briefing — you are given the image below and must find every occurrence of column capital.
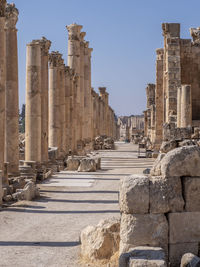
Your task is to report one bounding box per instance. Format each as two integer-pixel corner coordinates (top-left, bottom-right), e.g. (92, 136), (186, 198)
(66, 23), (83, 40)
(39, 37), (51, 56)
(0, 0), (6, 17)
(156, 48), (164, 60)
(190, 27), (200, 45)
(49, 51), (62, 68)
(5, 3), (18, 29)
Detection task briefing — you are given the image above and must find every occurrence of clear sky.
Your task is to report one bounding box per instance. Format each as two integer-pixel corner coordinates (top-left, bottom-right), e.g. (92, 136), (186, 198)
(14, 0), (200, 116)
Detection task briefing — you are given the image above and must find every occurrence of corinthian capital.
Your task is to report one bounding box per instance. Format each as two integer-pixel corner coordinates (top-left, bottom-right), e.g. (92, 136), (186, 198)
(190, 27), (200, 45)
(66, 23), (83, 41)
(5, 3), (18, 29)
(0, 0), (6, 17)
(49, 51), (62, 68)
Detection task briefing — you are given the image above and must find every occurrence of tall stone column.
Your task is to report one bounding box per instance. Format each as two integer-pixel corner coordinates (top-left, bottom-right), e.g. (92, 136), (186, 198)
(177, 86), (182, 127)
(66, 23), (82, 148)
(49, 52), (62, 154)
(162, 23), (181, 124)
(154, 48), (164, 150)
(64, 66), (71, 153)
(0, 0), (6, 201)
(5, 3), (19, 176)
(59, 58), (66, 156)
(180, 85), (192, 127)
(80, 32), (85, 140)
(25, 41), (41, 162)
(39, 37), (51, 164)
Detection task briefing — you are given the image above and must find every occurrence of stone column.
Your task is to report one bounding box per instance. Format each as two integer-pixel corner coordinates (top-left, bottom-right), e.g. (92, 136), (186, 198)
(180, 85), (192, 127)
(80, 32), (85, 140)
(5, 3), (19, 176)
(66, 23), (82, 148)
(64, 66), (71, 153)
(39, 37), (51, 164)
(154, 48), (164, 150)
(177, 86), (182, 127)
(25, 41), (41, 162)
(0, 0), (6, 201)
(59, 58), (66, 156)
(49, 52), (62, 154)
(162, 23), (181, 124)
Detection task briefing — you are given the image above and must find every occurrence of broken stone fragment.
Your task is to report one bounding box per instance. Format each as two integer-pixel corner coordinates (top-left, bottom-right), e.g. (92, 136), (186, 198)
(78, 158), (96, 172)
(66, 157), (80, 171)
(160, 140), (177, 153)
(80, 217), (120, 261)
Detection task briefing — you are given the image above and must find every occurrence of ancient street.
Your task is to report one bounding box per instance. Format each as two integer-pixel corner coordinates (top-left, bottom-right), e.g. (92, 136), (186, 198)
(0, 142), (154, 267)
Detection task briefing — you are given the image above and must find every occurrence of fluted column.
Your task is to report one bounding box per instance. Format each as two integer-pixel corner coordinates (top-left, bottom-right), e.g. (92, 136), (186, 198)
(48, 52), (62, 154)
(80, 32), (85, 140)
(67, 23), (82, 148)
(0, 0), (6, 203)
(25, 41), (41, 162)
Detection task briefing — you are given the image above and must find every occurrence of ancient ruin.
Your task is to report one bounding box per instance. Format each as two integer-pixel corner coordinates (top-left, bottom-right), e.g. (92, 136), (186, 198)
(1, 0), (200, 266)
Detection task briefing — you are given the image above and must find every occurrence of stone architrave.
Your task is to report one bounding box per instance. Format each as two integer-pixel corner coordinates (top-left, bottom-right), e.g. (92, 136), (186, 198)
(5, 3), (19, 176)
(48, 52), (62, 154)
(25, 41), (42, 163)
(39, 37), (51, 164)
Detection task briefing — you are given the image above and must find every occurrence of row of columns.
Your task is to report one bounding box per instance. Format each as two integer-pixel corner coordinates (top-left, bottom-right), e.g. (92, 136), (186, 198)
(24, 23), (117, 165)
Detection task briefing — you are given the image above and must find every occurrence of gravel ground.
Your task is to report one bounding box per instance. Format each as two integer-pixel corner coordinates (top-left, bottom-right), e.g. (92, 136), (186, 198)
(0, 142), (154, 267)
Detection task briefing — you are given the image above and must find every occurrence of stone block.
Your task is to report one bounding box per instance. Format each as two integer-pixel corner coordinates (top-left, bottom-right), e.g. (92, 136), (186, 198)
(150, 176), (184, 213)
(160, 146), (200, 178)
(119, 175), (149, 214)
(119, 246), (166, 267)
(81, 217), (120, 261)
(78, 158), (96, 172)
(183, 177), (200, 211)
(66, 157), (80, 171)
(169, 212), (200, 243)
(160, 140), (177, 153)
(120, 213), (168, 254)
(169, 243), (199, 267)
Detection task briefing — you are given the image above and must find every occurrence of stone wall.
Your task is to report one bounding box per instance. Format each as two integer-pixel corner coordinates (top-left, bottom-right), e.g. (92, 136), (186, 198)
(119, 145), (200, 266)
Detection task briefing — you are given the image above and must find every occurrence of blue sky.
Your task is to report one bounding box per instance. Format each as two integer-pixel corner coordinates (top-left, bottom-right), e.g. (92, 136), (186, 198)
(14, 0), (200, 116)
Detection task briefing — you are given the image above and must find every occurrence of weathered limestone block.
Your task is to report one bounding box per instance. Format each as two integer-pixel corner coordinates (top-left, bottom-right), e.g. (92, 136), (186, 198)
(179, 139), (196, 147)
(183, 177), (200, 211)
(169, 243), (199, 267)
(13, 181), (40, 201)
(150, 176), (184, 213)
(120, 213), (168, 254)
(119, 246), (166, 267)
(81, 217), (120, 261)
(150, 153), (165, 176)
(181, 253), (200, 267)
(66, 157), (80, 171)
(78, 158), (96, 172)
(153, 146), (200, 177)
(119, 175), (149, 214)
(160, 140), (177, 153)
(169, 212), (200, 244)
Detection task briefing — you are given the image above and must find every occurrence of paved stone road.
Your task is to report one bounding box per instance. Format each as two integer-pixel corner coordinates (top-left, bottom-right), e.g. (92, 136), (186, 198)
(0, 142), (154, 267)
